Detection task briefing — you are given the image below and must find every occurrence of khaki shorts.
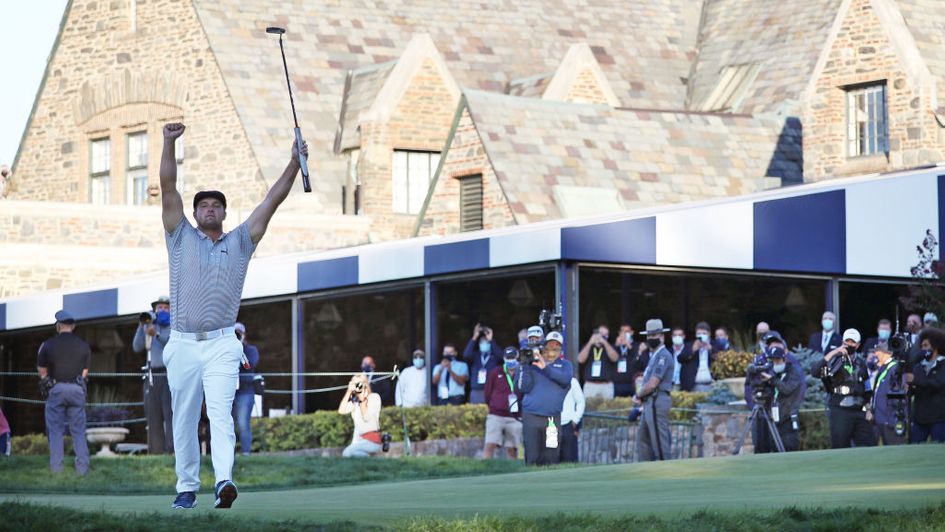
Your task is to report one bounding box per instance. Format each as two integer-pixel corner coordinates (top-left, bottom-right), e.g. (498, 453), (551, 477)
(485, 414), (523, 448)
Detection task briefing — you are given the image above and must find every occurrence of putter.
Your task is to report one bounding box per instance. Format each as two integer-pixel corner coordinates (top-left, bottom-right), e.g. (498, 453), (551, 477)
(266, 26), (311, 193)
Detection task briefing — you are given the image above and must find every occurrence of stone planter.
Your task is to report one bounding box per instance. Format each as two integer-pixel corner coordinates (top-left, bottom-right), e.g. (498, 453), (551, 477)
(720, 377), (745, 399)
(86, 427), (130, 457)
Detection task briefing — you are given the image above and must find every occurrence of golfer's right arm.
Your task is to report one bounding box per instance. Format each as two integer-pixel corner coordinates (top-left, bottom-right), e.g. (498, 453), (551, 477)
(160, 123), (186, 233)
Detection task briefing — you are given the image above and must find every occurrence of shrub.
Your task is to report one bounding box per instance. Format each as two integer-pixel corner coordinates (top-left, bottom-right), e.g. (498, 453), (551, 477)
(11, 433), (74, 456)
(710, 350), (754, 380)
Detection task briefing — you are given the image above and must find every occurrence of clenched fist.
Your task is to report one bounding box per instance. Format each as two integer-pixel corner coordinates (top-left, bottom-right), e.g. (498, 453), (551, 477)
(164, 123), (186, 140)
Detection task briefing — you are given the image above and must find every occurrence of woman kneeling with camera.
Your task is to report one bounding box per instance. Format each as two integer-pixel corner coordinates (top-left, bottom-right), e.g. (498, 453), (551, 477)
(338, 373), (383, 457)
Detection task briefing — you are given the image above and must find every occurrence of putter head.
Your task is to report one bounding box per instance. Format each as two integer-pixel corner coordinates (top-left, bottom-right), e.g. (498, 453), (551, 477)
(266, 26), (286, 35)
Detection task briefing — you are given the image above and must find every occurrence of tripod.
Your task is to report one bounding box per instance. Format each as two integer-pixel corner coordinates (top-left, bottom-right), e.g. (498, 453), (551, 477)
(733, 402), (785, 455)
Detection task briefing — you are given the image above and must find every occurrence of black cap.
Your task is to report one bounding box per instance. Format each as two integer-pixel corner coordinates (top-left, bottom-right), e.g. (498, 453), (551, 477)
(193, 190), (227, 210)
(763, 331), (785, 345)
(767, 346), (786, 359)
(503, 346), (518, 359)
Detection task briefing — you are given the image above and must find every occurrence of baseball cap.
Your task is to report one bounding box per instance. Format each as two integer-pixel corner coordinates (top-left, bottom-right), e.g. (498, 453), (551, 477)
(763, 331), (785, 345)
(526, 325), (544, 338)
(842, 328), (861, 343)
(193, 190), (227, 210)
(151, 295), (170, 310)
(503, 346), (518, 359)
(545, 331), (564, 344)
(767, 346), (786, 359)
(234, 322), (246, 334)
(54, 310), (75, 323)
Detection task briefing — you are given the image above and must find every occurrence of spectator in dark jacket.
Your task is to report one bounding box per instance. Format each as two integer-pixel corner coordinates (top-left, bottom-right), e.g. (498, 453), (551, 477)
(464, 324), (501, 404)
(516, 332), (573, 465)
(907, 328), (945, 443)
(681, 322), (716, 392)
(868, 345), (908, 445)
(483, 347), (524, 459)
(669, 326), (691, 391)
(808, 311), (842, 354)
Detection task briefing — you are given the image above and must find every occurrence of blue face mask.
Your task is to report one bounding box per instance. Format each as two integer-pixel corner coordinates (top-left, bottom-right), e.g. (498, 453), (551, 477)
(822, 319), (834, 331)
(155, 310), (171, 326)
(412, 358), (424, 369)
(772, 363), (786, 373)
(362, 364), (373, 373)
(504, 359), (519, 370)
(866, 360), (877, 372)
(878, 329), (891, 340)
(479, 341), (490, 352)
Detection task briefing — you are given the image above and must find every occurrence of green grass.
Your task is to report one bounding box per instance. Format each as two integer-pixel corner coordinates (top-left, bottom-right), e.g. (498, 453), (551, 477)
(2, 444), (943, 528)
(0, 455), (527, 494)
(2, 501), (945, 532)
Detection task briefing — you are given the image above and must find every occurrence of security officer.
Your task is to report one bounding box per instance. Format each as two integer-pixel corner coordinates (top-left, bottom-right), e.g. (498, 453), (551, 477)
(633, 318), (674, 461)
(36, 310), (91, 475)
(133, 295), (174, 454)
(754, 347), (803, 452)
(516, 331), (573, 465)
(810, 328), (876, 448)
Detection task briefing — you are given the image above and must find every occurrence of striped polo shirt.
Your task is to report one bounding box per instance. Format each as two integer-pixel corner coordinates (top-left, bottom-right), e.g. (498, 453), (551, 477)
(165, 216), (256, 333)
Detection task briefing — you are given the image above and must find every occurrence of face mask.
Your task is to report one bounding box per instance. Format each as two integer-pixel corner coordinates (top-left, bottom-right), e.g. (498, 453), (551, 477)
(772, 363), (786, 374)
(844, 345), (855, 355)
(598, 334), (608, 343)
(444, 354), (456, 361)
(866, 360), (877, 372)
(921, 349), (933, 359)
(504, 359), (519, 370)
(362, 364), (373, 373)
(412, 358), (424, 369)
(155, 310), (171, 326)
(878, 329), (891, 340)
(822, 319), (834, 331)
(672, 336), (684, 346)
(646, 338), (661, 349)
(479, 341), (490, 352)
(698, 333), (710, 343)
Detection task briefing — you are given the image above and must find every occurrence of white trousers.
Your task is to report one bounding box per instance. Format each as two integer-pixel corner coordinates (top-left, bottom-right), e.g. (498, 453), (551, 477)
(343, 436), (382, 457)
(164, 333), (241, 493)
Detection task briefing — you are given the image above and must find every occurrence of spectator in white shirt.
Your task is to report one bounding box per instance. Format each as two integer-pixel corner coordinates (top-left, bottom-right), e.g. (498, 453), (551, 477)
(338, 374), (382, 457)
(559, 377), (585, 463)
(396, 350), (430, 408)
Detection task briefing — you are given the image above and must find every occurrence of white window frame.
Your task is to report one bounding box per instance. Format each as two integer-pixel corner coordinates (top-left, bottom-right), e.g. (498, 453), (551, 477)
(126, 131), (148, 205)
(846, 83), (888, 157)
(89, 138), (111, 205)
(392, 150), (440, 215)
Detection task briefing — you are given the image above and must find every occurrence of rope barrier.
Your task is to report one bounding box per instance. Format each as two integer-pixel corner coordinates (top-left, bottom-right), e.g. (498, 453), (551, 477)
(262, 373), (397, 395)
(0, 370), (398, 378)
(0, 395), (143, 407)
(87, 417), (147, 427)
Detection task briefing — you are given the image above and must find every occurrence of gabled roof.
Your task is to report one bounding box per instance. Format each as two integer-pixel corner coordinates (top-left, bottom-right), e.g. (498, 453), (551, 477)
(507, 43), (621, 106)
(688, 0), (843, 115)
(192, 0), (699, 207)
(434, 90), (802, 225)
(334, 61), (397, 153)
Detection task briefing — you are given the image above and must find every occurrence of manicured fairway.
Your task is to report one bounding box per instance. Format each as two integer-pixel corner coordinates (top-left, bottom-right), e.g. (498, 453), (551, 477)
(3, 445), (944, 527)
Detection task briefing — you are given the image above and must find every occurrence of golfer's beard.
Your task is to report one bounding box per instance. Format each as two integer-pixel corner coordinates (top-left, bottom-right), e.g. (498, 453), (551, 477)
(198, 218), (223, 232)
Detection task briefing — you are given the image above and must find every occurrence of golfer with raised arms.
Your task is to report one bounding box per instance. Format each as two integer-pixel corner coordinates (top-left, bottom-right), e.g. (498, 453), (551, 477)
(160, 122), (307, 509)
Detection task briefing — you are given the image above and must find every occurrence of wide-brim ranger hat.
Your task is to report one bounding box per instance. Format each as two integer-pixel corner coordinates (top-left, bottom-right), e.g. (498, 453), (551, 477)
(640, 318), (671, 335)
(151, 295), (170, 310)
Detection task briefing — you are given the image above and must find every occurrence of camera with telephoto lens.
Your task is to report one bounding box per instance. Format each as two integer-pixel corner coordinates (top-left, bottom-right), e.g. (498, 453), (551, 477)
(381, 432), (392, 452)
(349, 379), (366, 402)
(519, 338), (543, 365)
(539, 307), (563, 333)
(888, 332), (912, 363)
(139, 311), (155, 323)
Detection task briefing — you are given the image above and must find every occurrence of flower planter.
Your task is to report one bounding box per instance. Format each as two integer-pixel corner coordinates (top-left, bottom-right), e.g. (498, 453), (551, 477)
(720, 377), (745, 400)
(86, 427), (130, 457)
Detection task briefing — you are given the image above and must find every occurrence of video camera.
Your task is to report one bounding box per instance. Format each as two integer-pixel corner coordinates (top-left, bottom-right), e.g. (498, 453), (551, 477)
(518, 307), (564, 364)
(139, 311), (155, 323)
(746, 356), (775, 403)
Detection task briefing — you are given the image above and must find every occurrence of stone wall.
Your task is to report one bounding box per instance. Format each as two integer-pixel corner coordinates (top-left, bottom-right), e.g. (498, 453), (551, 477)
(566, 67), (612, 104)
(11, 0), (268, 210)
(357, 58), (459, 241)
(804, 0), (944, 179)
(415, 108), (517, 236)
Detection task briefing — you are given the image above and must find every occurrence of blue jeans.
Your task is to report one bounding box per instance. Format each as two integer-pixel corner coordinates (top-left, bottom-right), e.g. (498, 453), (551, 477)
(232, 393), (255, 455)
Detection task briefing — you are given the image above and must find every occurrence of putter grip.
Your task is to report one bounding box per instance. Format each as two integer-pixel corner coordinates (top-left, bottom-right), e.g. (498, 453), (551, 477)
(294, 127), (311, 193)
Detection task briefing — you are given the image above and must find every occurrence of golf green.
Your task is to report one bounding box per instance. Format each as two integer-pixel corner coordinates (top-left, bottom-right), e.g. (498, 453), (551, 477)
(4, 445), (944, 526)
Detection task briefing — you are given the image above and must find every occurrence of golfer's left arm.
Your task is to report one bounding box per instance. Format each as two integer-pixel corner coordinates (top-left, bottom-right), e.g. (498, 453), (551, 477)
(248, 140), (308, 244)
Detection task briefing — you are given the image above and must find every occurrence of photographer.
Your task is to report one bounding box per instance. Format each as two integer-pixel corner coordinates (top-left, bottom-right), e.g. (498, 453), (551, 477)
(746, 332), (806, 409)
(811, 328), (876, 448)
(868, 345), (907, 445)
(338, 373), (383, 457)
(906, 328), (945, 443)
(578, 325), (618, 400)
(613, 324), (638, 397)
(464, 324), (501, 404)
(132, 296), (174, 454)
(432, 344), (468, 405)
(515, 332), (573, 465)
(750, 347), (802, 453)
